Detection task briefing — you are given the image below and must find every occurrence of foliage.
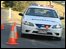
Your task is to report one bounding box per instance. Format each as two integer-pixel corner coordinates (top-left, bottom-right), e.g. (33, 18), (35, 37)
(3, 1), (35, 12)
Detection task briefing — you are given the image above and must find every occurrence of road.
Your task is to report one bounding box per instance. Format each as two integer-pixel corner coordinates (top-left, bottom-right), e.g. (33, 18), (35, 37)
(1, 8), (65, 48)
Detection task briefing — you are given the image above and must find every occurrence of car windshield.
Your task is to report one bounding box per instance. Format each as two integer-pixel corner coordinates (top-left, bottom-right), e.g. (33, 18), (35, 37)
(26, 8), (58, 18)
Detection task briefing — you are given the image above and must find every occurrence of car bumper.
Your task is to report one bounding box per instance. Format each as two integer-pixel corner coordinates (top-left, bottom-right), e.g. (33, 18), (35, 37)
(22, 25), (63, 37)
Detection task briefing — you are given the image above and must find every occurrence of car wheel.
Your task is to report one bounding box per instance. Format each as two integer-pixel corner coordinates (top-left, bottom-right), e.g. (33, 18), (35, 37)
(52, 37), (62, 41)
(52, 37), (61, 41)
(21, 33), (22, 37)
(56, 37), (61, 41)
(20, 19), (23, 32)
(20, 21), (22, 37)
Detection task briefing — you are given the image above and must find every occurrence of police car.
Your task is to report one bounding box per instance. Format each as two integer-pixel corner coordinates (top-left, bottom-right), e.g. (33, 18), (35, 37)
(19, 4), (64, 40)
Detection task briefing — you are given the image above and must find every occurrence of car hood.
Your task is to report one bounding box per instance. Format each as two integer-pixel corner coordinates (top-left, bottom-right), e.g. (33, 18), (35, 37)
(23, 15), (61, 25)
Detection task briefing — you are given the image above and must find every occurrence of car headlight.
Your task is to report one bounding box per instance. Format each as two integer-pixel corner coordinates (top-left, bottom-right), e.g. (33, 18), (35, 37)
(52, 24), (61, 28)
(23, 21), (34, 26)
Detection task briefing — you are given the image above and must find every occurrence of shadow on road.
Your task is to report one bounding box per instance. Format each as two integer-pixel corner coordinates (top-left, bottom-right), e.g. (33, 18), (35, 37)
(21, 34), (61, 41)
(17, 26), (60, 41)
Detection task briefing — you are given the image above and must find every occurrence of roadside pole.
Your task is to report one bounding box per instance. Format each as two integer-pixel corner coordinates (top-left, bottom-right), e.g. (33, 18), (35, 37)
(63, 12), (65, 17)
(48, 1), (53, 8)
(9, 8), (12, 19)
(49, 1), (51, 5)
(7, 1), (13, 22)
(8, 1), (13, 19)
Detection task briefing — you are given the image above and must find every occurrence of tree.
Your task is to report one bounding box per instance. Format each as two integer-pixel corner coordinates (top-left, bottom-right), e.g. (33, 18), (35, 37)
(3, 1), (35, 12)
(3, 1), (14, 8)
(12, 1), (34, 12)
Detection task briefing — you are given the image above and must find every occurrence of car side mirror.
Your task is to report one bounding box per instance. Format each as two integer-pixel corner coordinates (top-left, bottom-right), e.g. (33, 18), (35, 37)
(60, 17), (64, 20)
(19, 13), (24, 16)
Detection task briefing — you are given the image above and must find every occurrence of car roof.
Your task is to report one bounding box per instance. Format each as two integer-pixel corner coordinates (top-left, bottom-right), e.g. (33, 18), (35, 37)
(29, 5), (55, 10)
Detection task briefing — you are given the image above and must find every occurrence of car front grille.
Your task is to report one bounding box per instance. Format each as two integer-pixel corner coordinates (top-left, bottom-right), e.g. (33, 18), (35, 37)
(36, 24), (51, 28)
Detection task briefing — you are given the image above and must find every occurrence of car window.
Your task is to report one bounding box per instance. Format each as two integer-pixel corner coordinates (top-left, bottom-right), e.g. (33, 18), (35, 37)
(26, 8), (58, 18)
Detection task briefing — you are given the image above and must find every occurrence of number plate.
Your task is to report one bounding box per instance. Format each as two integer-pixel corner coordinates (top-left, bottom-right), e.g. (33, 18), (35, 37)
(38, 30), (47, 33)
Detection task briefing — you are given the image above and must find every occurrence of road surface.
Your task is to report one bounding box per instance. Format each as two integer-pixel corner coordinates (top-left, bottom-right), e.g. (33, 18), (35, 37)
(1, 8), (65, 48)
